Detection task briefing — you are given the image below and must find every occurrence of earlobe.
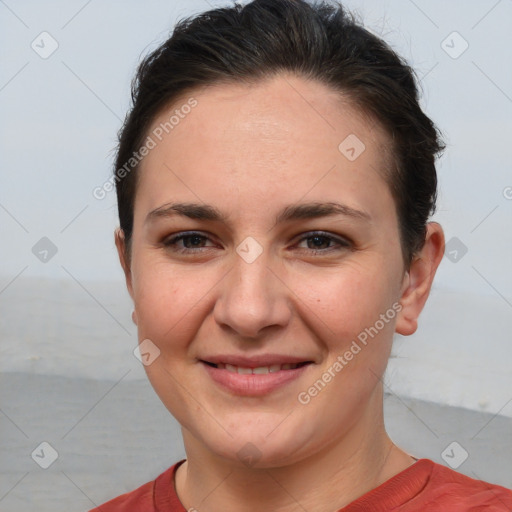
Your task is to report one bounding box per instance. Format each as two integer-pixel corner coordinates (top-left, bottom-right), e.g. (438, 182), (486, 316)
(114, 228), (134, 299)
(395, 222), (445, 336)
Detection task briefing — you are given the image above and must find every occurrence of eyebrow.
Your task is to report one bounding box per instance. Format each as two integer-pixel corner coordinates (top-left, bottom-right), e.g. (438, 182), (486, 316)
(275, 202), (371, 223)
(145, 201), (371, 225)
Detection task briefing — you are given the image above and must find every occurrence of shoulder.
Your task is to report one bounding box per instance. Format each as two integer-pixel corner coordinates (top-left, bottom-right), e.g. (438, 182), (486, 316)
(423, 460), (512, 510)
(88, 465), (174, 512)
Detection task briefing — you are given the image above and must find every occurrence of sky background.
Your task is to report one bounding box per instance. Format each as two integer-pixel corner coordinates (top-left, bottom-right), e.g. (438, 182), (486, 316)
(0, 0), (511, 415)
(0, 0), (511, 290)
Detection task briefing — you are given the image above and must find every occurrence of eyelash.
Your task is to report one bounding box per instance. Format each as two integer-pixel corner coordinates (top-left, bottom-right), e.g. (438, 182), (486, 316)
(162, 231), (351, 255)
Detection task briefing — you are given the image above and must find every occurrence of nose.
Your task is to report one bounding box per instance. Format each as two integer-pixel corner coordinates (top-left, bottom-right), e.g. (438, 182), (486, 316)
(213, 247), (292, 339)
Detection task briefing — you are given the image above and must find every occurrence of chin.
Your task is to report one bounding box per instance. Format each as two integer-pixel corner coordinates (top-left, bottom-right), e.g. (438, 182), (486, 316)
(192, 414), (313, 469)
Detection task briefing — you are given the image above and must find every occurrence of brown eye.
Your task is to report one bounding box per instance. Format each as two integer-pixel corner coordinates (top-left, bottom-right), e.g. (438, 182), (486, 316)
(306, 235), (332, 250)
(163, 232), (216, 252)
(296, 232), (351, 253)
(181, 234), (208, 248)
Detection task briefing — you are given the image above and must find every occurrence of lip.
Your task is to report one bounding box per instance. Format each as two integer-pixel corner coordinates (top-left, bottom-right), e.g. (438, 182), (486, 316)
(200, 354), (314, 368)
(200, 356), (313, 396)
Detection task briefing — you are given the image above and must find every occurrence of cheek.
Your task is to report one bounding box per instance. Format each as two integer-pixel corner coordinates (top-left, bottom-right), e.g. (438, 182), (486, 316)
(291, 260), (399, 338)
(288, 266), (398, 426)
(131, 257), (217, 345)
(288, 259), (400, 396)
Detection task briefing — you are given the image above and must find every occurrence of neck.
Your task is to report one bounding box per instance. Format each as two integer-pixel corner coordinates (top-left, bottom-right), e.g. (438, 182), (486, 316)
(175, 392), (414, 512)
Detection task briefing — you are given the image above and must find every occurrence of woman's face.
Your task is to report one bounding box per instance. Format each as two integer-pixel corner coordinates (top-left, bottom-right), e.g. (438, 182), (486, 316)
(121, 74), (411, 467)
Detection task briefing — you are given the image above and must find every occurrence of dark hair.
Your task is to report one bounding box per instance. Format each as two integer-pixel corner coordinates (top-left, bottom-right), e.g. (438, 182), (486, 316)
(114, 0), (444, 266)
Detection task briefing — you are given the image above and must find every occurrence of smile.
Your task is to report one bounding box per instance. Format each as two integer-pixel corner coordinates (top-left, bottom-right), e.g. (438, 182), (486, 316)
(200, 358), (313, 396)
(202, 361), (310, 374)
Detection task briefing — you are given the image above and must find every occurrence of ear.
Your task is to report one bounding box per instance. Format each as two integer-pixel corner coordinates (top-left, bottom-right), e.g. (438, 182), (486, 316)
(395, 222), (445, 336)
(115, 228), (134, 301)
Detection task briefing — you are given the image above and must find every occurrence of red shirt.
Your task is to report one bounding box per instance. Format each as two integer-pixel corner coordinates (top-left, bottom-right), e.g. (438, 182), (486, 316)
(91, 459), (512, 511)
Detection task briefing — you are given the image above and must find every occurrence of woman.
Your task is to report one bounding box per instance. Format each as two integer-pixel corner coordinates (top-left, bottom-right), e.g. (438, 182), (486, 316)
(92, 0), (512, 510)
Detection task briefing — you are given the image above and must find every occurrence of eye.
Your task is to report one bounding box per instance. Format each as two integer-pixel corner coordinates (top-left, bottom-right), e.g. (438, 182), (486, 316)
(161, 230), (351, 256)
(163, 231), (217, 253)
(295, 231), (351, 253)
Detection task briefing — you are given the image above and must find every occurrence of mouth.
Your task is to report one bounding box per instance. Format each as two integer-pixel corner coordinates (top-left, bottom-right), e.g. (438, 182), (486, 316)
(201, 361), (311, 374)
(199, 357), (314, 396)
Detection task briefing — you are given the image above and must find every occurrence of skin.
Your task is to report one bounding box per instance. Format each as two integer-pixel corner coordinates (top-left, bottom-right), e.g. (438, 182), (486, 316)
(116, 73), (445, 511)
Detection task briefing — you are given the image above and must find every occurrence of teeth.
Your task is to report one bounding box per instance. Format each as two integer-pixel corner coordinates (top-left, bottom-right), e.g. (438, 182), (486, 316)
(252, 366), (269, 374)
(211, 362), (303, 373)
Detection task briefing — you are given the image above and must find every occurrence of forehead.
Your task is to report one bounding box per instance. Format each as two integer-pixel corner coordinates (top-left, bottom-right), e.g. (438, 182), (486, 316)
(135, 74), (393, 219)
